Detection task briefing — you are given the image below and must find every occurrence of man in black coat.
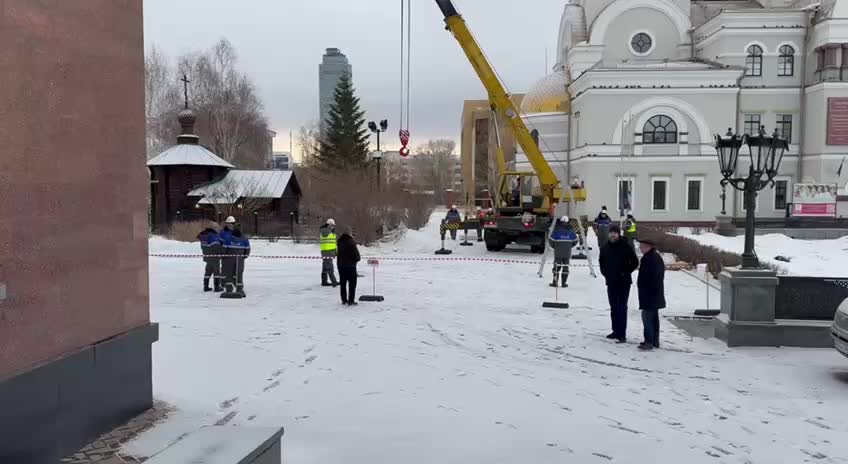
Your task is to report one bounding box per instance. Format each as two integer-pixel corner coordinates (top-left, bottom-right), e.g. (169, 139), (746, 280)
(599, 225), (639, 343)
(637, 239), (666, 350)
(336, 225), (361, 306)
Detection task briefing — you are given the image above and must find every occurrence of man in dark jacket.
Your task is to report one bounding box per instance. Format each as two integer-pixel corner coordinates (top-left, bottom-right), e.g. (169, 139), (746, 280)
(599, 225), (639, 343)
(336, 225), (361, 306)
(220, 216), (237, 242)
(548, 216), (578, 288)
(637, 239), (666, 350)
(222, 229), (251, 297)
(199, 228), (223, 292)
(594, 207), (612, 249)
(445, 205), (462, 240)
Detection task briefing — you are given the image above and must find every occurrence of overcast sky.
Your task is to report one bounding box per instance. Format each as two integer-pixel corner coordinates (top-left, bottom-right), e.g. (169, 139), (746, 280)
(144, 0), (565, 157)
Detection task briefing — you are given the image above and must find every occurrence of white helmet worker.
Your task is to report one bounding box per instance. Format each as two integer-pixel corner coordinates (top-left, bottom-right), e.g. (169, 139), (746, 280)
(327, 218), (336, 226)
(561, 216), (570, 223)
(225, 216), (237, 224)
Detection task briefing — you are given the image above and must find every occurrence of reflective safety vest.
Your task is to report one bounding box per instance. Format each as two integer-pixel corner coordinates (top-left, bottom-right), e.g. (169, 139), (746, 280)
(625, 219), (637, 234)
(320, 233), (337, 252)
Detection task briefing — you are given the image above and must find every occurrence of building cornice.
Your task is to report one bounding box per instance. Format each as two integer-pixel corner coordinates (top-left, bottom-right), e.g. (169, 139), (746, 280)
(570, 67), (742, 98)
(695, 10), (808, 41)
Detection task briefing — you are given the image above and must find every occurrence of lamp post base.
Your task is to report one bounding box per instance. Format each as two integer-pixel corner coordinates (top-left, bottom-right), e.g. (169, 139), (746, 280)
(741, 254), (760, 270)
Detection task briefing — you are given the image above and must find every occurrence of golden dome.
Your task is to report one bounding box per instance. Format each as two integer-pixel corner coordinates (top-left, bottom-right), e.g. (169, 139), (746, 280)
(520, 70), (572, 114)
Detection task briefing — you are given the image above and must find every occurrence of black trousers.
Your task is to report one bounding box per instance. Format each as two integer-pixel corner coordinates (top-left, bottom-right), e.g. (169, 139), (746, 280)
(235, 258), (245, 291)
(221, 257), (236, 289)
(641, 310), (660, 347)
(204, 259), (219, 278)
(607, 284), (631, 338)
(339, 266), (358, 303)
(552, 258), (570, 285)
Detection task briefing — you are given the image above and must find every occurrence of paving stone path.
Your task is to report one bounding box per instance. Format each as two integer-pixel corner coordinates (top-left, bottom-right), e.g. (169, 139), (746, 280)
(61, 401), (172, 464)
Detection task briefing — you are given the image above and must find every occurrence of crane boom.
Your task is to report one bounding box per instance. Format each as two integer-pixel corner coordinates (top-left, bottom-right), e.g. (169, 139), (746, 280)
(435, 0), (561, 204)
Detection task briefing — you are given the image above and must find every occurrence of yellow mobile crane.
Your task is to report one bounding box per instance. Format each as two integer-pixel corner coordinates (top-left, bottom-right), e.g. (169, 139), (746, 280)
(435, 0), (585, 252)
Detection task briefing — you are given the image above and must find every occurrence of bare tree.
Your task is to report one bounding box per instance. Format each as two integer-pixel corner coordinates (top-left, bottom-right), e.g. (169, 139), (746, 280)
(296, 122), (321, 168)
(144, 45), (180, 159)
(145, 39), (271, 169)
(409, 139), (458, 195)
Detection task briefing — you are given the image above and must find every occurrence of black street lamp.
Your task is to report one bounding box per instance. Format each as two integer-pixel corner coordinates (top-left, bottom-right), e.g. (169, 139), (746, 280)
(715, 127), (789, 269)
(368, 119), (388, 191)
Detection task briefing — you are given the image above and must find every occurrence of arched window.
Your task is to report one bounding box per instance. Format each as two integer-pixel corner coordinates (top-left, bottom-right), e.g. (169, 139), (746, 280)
(778, 45), (795, 76)
(746, 45), (763, 77)
(643, 115), (678, 144)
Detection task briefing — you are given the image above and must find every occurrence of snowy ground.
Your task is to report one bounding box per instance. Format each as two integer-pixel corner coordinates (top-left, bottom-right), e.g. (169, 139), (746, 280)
(129, 215), (848, 463)
(683, 232), (848, 277)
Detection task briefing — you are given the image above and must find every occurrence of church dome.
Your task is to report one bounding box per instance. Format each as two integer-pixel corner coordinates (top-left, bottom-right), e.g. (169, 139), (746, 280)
(520, 70), (572, 115)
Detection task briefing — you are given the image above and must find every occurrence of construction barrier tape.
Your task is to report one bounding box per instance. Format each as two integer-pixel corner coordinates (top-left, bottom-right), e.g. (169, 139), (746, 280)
(148, 253), (596, 267)
(149, 253), (693, 272)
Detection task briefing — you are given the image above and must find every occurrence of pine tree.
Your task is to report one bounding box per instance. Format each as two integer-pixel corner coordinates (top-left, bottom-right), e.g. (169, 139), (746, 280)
(318, 74), (370, 170)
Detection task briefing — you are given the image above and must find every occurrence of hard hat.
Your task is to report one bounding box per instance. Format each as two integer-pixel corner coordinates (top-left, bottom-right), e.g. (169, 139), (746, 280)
(451, 204), (457, 209)
(561, 215), (570, 223)
(225, 216), (236, 224)
(327, 218), (336, 226)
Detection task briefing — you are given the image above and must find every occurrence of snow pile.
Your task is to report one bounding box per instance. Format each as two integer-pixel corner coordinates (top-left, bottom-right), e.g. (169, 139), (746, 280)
(683, 232), (848, 277)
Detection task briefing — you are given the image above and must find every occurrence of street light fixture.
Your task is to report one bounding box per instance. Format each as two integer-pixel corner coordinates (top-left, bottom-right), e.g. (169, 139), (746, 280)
(714, 127), (789, 269)
(368, 119), (388, 191)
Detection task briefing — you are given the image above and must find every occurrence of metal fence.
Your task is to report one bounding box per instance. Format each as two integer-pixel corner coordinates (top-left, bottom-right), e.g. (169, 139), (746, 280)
(775, 276), (848, 320)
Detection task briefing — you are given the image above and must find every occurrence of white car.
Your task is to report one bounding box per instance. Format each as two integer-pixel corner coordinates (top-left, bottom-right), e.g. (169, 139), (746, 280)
(833, 299), (848, 359)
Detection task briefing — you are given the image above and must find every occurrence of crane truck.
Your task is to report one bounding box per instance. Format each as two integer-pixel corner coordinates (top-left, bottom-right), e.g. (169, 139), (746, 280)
(435, 0), (586, 253)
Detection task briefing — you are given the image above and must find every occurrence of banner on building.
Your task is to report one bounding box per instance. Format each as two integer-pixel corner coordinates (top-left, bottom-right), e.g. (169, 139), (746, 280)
(792, 183), (838, 217)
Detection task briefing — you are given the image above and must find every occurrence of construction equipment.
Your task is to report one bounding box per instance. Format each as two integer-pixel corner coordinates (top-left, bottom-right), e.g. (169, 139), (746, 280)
(435, 0), (586, 253)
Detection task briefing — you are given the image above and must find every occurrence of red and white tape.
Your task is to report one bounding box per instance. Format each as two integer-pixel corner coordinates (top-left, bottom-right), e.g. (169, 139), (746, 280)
(148, 253), (596, 267)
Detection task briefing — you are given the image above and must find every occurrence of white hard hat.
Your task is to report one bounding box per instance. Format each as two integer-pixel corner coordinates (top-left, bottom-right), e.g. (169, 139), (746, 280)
(327, 218), (336, 226)
(225, 216), (236, 224)
(561, 215), (570, 223)
(451, 205), (457, 209)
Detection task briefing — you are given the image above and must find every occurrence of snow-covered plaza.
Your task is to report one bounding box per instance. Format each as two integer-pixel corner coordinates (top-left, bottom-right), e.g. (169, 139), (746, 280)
(129, 216), (848, 463)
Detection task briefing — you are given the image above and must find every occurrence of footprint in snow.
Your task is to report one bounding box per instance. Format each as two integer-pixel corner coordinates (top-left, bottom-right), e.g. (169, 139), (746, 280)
(219, 397), (239, 410)
(262, 381), (281, 392)
(494, 421), (518, 430)
(215, 411), (238, 426)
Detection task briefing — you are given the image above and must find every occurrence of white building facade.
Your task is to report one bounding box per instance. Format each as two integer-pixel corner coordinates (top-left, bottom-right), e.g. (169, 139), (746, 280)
(516, 0), (848, 224)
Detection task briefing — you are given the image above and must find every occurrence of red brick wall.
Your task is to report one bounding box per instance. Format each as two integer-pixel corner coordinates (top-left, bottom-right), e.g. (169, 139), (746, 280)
(0, 0), (149, 377)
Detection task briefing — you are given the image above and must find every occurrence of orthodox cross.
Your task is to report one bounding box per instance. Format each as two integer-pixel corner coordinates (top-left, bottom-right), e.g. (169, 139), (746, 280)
(180, 74), (190, 109)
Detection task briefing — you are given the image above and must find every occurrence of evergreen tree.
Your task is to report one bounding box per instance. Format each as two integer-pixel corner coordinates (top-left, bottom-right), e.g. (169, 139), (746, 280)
(318, 74), (370, 170)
